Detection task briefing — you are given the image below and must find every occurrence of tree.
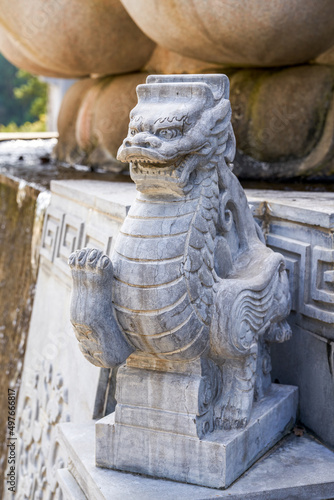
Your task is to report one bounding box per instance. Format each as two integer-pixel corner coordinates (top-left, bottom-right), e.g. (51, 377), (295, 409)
(0, 54), (47, 127)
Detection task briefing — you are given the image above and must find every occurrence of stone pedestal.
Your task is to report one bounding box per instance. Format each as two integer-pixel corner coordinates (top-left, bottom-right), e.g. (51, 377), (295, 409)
(7, 176), (334, 500)
(36, 179), (334, 500)
(96, 355), (297, 489)
(58, 421), (334, 500)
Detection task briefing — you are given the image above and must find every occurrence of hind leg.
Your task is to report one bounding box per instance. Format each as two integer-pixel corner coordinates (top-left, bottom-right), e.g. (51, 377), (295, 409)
(215, 347), (257, 430)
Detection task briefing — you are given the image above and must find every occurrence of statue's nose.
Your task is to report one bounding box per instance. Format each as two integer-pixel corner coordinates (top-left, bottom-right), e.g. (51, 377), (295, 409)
(124, 133), (161, 149)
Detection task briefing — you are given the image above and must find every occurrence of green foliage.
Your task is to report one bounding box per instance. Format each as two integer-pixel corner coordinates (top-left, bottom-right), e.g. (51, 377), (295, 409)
(0, 54), (47, 127)
(0, 115), (46, 133)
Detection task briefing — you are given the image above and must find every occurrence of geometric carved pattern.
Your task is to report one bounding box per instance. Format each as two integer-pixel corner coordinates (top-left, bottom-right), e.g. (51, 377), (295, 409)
(40, 207), (64, 263)
(311, 247), (334, 304)
(9, 362), (69, 500)
(55, 214), (84, 276)
(82, 225), (113, 258)
(40, 209), (114, 277)
(305, 246), (334, 323)
(41, 207), (334, 323)
(267, 233), (334, 325)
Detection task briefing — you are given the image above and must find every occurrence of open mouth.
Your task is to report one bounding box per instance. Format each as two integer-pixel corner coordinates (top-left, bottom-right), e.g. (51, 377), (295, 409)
(131, 158), (183, 178)
(118, 145), (170, 165)
(133, 158), (170, 168)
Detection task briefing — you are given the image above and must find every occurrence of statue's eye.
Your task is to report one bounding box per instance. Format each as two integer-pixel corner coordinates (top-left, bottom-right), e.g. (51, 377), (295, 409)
(157, 128), (179, 140)
(130, 129), (137, 136)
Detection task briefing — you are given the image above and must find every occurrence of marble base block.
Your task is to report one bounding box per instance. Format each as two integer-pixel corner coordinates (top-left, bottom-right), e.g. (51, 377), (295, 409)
(96, 360), (298, 489)
(58, 421), (334, 500)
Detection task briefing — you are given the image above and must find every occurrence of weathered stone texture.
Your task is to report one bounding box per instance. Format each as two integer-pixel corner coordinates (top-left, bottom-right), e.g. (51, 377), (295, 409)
(231, 65), (334, 162)
(0, 0), (155, 78)
(58, 420), (334, 499)
(55, 73), (148, 171)
(3, 180), (136, 499)
(54, 65), (334, 179)
(96, 367), (297, 489)
(12, 178), (330, 499)
(121, 0), (334, 67)
(229, 65), (334, 178)
(0, 176), (41, 499)
(248, 190), (334, 448)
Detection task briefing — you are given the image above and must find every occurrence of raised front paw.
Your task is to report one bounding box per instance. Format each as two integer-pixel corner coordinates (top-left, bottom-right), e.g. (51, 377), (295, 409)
(69, 247), (114, 328)
(68, 247), (134, 368)
(69, 248), (114, 311)
(69, 247), (112, 272)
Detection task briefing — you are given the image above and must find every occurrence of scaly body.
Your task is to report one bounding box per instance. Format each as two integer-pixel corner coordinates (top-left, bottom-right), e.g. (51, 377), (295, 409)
(112, 168), (219, 360)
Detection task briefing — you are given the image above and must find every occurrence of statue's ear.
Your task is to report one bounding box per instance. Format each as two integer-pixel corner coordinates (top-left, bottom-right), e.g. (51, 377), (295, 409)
(223, 124), (236, 165)
(204, 100), (235, 163)
(208, 100), (232, 135)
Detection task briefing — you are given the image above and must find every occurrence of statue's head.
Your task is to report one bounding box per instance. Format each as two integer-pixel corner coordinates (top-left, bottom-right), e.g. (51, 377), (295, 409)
(117, 74), (236, 196)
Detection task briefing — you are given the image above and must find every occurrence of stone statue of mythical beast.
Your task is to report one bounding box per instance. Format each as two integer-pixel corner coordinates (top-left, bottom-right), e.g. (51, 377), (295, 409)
(69, 74), (291, 432)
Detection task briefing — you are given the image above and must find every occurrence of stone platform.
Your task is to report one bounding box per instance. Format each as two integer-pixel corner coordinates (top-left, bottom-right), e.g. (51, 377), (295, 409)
(248, 190), (334, 448)
(7, 179), (333, 498)
(96, 370), (297, 489)
(57, 421), (334, 500)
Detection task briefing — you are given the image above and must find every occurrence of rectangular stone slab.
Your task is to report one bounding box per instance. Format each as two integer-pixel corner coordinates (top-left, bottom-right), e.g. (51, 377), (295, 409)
(96, 384), (298, 489)
(57, 420), (334, 500)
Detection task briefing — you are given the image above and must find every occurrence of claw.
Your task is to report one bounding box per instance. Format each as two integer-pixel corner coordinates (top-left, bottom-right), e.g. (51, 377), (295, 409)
(68, 252), (76, 267)
(88, 249), (99, 263)
(99, 255), (111, 270)
(78, 249), (88, 264)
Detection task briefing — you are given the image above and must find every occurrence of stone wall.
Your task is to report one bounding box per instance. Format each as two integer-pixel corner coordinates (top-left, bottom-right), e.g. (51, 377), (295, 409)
(2, 179), (334, 497)
(3, 180), (136, 499)
(0, 175), (44, 499)
(249, 191), (334, 447)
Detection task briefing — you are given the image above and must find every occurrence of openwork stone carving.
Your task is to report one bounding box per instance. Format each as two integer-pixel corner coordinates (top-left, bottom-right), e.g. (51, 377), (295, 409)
(69, 74), (292, 434)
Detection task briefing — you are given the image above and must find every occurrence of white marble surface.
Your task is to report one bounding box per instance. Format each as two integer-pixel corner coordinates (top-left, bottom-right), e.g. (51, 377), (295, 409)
(58, 420), (334, 500)
(96, 384), (297, 489)
(9, 178), (334, 498)
(247, 189), (334, 228)
(5, 180), (134, 499)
